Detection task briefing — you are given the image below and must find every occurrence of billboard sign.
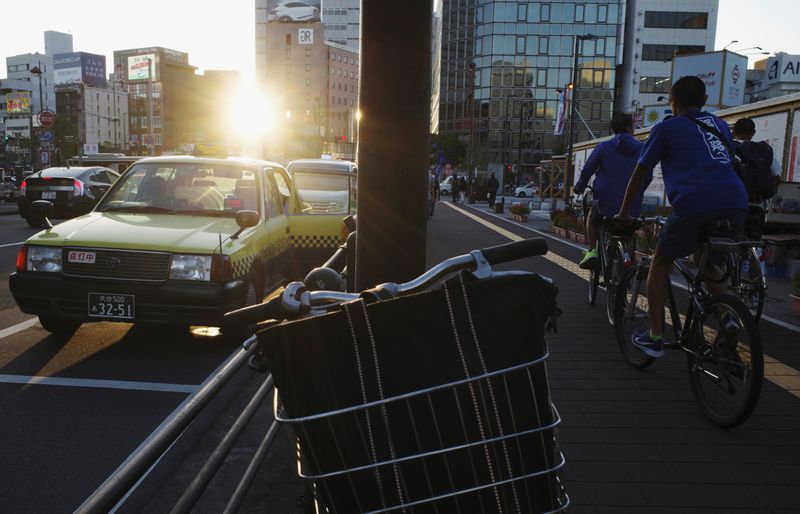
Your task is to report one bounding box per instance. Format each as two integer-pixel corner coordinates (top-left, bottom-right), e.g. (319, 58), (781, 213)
(53, 52), (107, 86)
(671, 50), (747, 108)
(643, 104), (673, 127)
(764, 53), (800, 85)
(266, 0), (321, 23)
(6, 92), (31, 114)
(127, 54), (157, 81)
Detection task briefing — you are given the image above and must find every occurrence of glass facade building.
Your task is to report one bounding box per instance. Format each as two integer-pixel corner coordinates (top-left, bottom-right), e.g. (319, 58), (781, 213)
(438, 0), (622, 178)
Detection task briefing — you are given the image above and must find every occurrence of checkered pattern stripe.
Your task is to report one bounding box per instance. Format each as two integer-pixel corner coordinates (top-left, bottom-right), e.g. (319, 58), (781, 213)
(230, 236), (291, 279)
(290, 234), (340, 249)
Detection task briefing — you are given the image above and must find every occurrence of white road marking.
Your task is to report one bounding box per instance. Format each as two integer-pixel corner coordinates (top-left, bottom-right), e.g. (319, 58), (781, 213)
(0, 241), (24, 248)
(0, 318), (40, 340)
(0, 374), (198, 394)
(445, 201), (800, 399)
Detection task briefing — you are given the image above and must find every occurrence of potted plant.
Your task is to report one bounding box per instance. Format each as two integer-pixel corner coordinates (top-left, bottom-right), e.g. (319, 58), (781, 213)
(567, 216), (587, 245)
(791, 272), (800, 318)
(509, 203), (530, 223)
(550, 209), (568, 238)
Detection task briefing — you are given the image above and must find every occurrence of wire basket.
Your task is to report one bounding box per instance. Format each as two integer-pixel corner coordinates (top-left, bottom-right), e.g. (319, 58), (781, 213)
(260, 272), (568, 513)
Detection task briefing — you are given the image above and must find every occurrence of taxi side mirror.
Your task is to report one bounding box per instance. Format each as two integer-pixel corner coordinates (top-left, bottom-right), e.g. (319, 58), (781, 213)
(231, 210), (259, 240)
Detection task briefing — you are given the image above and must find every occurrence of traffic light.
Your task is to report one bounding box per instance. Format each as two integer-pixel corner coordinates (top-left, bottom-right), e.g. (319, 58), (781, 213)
(507, 164), (512, 173)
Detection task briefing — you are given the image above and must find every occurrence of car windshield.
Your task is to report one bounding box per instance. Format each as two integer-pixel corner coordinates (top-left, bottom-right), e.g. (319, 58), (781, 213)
(97, 163), (260, 216)
(292, 171), (351, 214)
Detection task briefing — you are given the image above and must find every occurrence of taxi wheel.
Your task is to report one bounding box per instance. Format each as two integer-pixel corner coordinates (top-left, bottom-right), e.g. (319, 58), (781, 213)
(38, 315), (80, 338)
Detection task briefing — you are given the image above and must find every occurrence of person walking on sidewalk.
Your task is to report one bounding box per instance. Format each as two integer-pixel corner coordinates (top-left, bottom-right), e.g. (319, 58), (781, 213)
(451, 175), (460, 203)
(616, 75), (748, 358)
(487, 172), (500, 208)
(574, 112), (650, 269)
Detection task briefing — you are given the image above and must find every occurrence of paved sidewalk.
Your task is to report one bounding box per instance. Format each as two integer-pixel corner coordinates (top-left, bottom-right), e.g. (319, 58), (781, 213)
(428, 199), (800, 513)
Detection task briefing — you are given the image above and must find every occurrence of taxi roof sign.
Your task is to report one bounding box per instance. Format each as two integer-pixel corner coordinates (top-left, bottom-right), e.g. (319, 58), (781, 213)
(191, 143), (228, 157)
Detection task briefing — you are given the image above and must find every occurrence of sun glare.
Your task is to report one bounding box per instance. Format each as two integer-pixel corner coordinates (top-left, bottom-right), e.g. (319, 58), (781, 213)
(227, 83), (281, 155)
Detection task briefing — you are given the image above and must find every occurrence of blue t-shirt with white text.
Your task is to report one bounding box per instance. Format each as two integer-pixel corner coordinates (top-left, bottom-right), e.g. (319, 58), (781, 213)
(637, 110), (747, 216)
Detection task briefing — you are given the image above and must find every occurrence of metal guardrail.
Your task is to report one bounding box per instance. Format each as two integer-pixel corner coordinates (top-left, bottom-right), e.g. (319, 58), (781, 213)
(76, 334), (278, 514)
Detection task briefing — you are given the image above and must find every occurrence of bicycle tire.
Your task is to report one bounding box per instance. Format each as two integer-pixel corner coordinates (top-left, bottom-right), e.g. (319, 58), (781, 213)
(605, 246), (625, 327)
(613, 268), (655, 368)
(738, 251), (765, 323)
(685, 293), (764, 428)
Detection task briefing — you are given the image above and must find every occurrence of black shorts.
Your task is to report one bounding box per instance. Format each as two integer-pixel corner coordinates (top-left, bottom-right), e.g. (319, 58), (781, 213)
(657, 209), (746, 264)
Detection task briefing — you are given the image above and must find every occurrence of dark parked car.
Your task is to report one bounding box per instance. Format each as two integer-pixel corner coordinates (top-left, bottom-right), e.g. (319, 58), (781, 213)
(18, 166), (119, 227)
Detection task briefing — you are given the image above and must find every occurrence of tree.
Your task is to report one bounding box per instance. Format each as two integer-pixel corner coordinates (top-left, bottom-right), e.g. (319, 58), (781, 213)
(430, 133), (466, 168)
(52, 115), (78, 165)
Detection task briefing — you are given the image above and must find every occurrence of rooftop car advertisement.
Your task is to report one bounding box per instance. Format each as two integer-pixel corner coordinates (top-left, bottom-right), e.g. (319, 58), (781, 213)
(267, 1), (321, 23)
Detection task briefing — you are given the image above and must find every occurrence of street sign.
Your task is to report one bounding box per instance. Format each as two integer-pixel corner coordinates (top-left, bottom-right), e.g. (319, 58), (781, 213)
(40, 150), (50, 166)
(83, 143), (99, 154)
(39, 130), (55, 145)
(38, 110), (55, 127)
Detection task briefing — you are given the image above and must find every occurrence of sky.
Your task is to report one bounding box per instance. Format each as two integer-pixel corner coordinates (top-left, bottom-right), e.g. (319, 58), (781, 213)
(1, 0), (799, 81)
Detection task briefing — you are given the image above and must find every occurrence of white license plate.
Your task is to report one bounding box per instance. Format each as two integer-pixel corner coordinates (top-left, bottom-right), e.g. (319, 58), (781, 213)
(88, 293), (135, 320)
(41, 191), (57, 199)
(68, 251), (96, 264)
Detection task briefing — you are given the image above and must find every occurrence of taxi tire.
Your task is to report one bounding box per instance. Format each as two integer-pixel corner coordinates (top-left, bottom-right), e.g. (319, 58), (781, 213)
(224, 268), (264, 343)
(38, 315), (80, 338)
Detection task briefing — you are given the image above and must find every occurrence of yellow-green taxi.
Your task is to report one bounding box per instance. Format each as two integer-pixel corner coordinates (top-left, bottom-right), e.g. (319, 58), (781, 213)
(10, 155), (345, 336)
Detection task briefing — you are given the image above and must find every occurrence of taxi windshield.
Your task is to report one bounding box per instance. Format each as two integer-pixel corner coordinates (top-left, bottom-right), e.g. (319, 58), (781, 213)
(292, 172), (351, 214)
(98, 163), (260, 216)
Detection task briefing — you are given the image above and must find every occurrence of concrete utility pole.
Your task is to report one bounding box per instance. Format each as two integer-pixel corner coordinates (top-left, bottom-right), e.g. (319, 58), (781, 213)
(147, 58), (155, 156)
(355, 1), (432, 290)
(564, 34), (598, 201)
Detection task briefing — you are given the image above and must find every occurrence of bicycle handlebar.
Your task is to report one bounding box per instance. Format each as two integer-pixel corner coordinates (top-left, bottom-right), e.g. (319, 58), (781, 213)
(224, 238), (549, 327)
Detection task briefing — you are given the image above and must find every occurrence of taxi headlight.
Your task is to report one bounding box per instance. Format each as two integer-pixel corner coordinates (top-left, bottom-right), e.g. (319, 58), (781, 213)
(27, 246), (62, 273)
(170, 255), (212, 281)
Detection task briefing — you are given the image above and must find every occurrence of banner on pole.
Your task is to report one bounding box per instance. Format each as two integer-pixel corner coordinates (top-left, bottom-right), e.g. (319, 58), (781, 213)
(554, 89), (568, 136)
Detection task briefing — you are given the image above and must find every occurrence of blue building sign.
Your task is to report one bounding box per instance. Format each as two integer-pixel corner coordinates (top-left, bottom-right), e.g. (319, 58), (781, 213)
(53, 52), (107, 87)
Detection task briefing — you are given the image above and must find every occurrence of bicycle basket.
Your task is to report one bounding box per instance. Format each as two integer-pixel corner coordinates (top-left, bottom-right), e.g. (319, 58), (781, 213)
(258, 271), (568, 513)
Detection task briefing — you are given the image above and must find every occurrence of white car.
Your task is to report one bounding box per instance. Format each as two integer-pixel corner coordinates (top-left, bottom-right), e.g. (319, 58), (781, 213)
(514, 182), (538, 197)
(268, 1), (320, 22)
(439, 176), (455, 195)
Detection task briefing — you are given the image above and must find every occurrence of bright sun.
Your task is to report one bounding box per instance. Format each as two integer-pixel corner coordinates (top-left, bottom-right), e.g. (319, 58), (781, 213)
(227, 83), (281, 156)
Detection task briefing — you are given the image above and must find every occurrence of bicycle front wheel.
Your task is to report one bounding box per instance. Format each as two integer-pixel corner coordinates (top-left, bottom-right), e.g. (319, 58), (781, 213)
(614, 268), (655, 368)
(686, 294), (764, 428)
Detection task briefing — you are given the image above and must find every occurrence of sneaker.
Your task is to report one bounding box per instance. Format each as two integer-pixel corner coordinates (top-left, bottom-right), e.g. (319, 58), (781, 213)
(631, 330), (665, 358)
(579, 249), (599, 270)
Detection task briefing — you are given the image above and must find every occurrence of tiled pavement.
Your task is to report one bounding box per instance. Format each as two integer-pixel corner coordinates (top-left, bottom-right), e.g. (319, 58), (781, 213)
(426, 200), (800, 513)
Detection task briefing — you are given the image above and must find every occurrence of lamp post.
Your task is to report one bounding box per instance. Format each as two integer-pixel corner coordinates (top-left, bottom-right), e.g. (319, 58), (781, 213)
(564, 34), (599, 202)
(30, 63), (44, 170)
(722, 40), (739, 50)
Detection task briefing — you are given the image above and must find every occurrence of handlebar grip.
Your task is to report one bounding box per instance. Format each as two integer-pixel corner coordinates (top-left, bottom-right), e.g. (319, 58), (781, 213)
(224, 295), (285, 326)
(479, 238), (548, 265)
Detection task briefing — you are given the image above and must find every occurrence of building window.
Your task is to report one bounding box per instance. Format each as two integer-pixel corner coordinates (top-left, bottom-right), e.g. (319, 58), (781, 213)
(575, 4), (585, 22)
(595, 38), (606, 55)
(537, 69), (547, 87)
(591, 102), (602, 120)
(286, 34), (292, 44)
(306, 64), (311, 72)
(642, 44), (705, 61)
(639, 76), (672, 94)
(286, 48), (291, 59)
(517, 3), (527, 21)
(516, 36), (526, 54)
(538, 37), (548, 54)
(540, 4), (550, 22)
(305, 49), (311, 57)
(593, 70), (604, 88)
(305, 79), (311, 87)
(598, 4), (608, 23)
(644, 11), (709, 29)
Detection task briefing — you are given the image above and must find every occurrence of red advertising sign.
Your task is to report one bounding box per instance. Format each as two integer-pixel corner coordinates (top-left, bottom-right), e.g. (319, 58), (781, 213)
(38, 110), (55, 127)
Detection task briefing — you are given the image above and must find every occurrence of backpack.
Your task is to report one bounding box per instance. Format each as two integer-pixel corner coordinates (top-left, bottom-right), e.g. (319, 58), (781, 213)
(735, 141), (776, 201)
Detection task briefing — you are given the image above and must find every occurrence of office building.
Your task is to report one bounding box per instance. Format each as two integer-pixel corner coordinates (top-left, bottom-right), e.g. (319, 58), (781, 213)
(113, 47), (198, 154)
(615, 0), (718, 117)
(44, 31), (74, 57)
(438, 0), (622, 180)
(55, 83), (129, 151)
(431, 0), (444, 134)
(322, 0), (361, 50)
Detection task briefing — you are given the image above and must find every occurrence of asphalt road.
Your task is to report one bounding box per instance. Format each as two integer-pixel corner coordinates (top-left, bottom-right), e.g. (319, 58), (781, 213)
(0, 214), (248, 513)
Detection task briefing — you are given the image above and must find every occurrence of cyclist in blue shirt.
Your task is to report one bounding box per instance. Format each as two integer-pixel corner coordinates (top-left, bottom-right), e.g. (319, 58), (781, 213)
(616, 76), (748, 358)
(574, 112), (650, 269)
